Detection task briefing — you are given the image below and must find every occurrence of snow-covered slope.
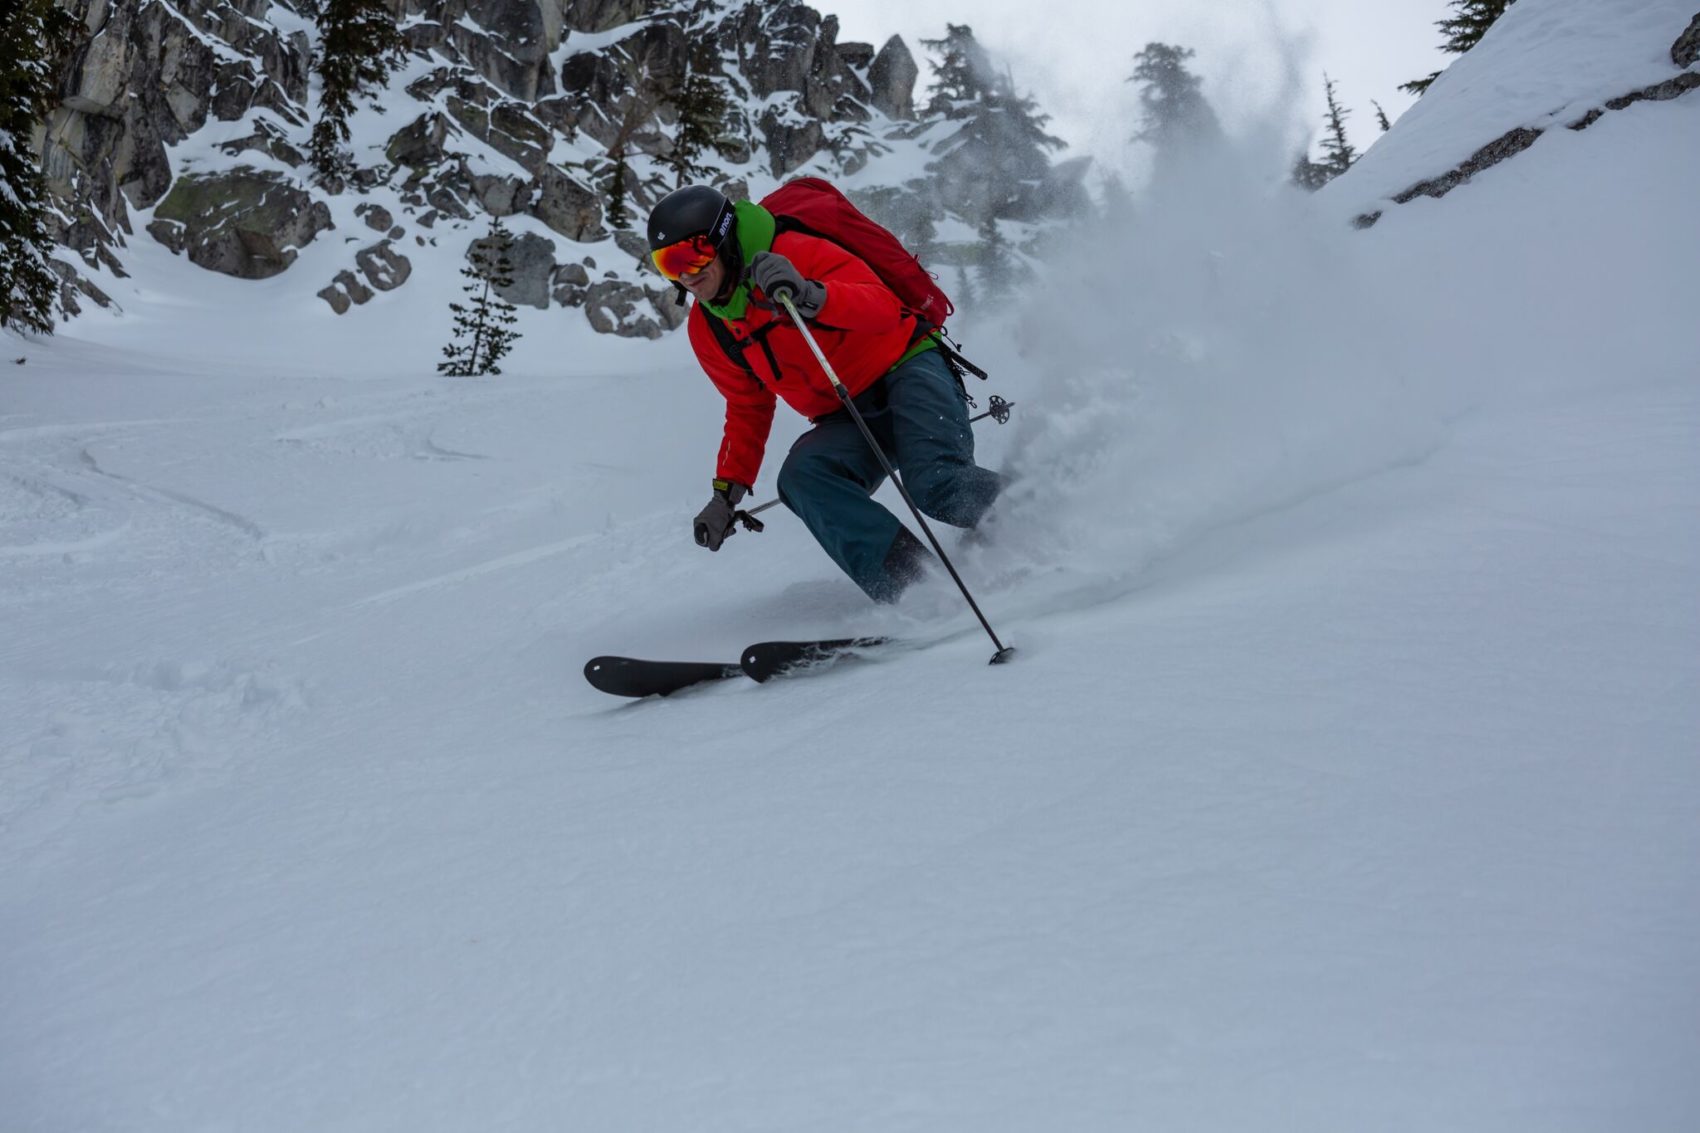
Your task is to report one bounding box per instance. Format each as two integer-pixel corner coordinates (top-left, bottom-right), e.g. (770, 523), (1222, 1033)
(3, 2), (1697, 1129)
(1331, 0), (1698, 210)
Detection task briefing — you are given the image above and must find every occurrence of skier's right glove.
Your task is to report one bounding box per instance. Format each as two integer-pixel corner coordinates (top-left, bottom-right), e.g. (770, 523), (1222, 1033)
(694, 479), (749, 551)
(749, 252), (826, 318)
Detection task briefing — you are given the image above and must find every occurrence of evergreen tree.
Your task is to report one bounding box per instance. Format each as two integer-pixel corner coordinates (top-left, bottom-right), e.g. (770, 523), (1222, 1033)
(970, 69), (1065, 167)
(1290, 152), (1333, 192)
(440, 219), (522, 377)
(1098, 171), (1137, 226)
(599, 97), (655, 229)
(604, 150), (631, 228)
(954, 262), (978, 310)
(309, 0), (405, 187)
(921, 29), (1063, 227)
(1127, 43), (1221, 153)
(906, 209), (937, 263)
(975, 214), (1015, 303)
(920, 24), (994, 118)
(1319, 74), (1356, 176)
(1292, 75), (1360, 191)
(1402, 0), (1518, 97)
(663, 42), (735, 187)
(1372, 100), (1393, 133)
(1, 0), (79, 334)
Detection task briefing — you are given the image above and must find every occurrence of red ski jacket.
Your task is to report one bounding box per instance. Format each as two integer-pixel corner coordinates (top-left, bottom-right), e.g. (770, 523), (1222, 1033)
(687, 229), (922, 488)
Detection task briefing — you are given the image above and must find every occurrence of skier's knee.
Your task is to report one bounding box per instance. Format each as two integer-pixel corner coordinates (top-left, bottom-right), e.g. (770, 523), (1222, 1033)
(776, 451), (823, 505)
(909, 465), (967, 522)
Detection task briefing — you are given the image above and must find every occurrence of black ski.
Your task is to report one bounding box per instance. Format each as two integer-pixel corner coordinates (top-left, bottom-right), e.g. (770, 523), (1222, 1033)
(584, 637), (890, 698)
(740, 637), (889, 683)
(583, 655), (742, 698)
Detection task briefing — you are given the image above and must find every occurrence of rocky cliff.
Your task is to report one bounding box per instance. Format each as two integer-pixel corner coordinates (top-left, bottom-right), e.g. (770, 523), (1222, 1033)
(36, 0), (1088, 337)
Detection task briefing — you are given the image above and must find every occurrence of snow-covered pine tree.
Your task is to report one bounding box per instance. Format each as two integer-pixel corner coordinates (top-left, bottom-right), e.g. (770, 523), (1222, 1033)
(1291, 152), (1333, 192)
(907, 210), (937, 264)
(1, 0), (79, 333)
(308, 0), (405, 187)
(975, 214), (1016, 303)
(440, 219), (522, 377)
(1320, 74), (1357, 176)
(1292, 75), (1358, 191)
(1098, 172), (1137, 226)
(955, 262), (978, 310)
(1128, 43), (1222, 154)
(1403, 0), (1519, 96)
(921, 28), (1063, 228)
(599, 95), (656, 229)
(605, 151), (631, 228)
(921, 24), (995, 117)
(663, 42), (735, 188)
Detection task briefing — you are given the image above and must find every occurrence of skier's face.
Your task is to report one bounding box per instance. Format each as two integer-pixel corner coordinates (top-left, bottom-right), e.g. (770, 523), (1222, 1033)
(678, 254), (726, 302)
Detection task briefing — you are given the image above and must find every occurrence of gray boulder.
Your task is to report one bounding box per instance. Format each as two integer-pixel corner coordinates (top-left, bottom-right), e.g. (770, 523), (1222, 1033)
(837, 42), (875, 70)
(356, 241), (413, 292)
(445, 93), (554, 172)
(357, 203), (395, 232)
(318, 269), (374, 315)
(867, 36), (918, 120)
(472, 173), (532, 216)
(581, 279), (685, 339)
(402, 0), (553, 100)
(1675, 13), (1700, 68)
(147, 168), (332, 279)
(387, 113), (454, 171)
(550, 261), (592, 307)
(470, 230), (558, 309)
(216, 119), (306, 166)
(562, 0), (652, 33)
(531, 165), (606, 241)
(759, 107), (826, 177)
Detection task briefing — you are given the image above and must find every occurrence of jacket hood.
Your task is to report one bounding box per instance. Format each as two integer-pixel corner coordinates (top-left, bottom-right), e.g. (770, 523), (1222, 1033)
(702, 201), (777, 321)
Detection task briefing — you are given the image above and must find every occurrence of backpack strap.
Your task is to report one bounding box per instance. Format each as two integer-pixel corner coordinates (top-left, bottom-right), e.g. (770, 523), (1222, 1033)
(701, 306), (784, 388)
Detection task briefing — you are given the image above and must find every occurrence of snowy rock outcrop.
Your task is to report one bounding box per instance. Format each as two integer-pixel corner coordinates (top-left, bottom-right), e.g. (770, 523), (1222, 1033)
(146, 168), (332, 279)
(1341, 0), (1700, 229)
(43, 0), (311, 291)
(866, 36), (919, 121)
(1673, 13), (1700, 67)
(36, 0), (1087, 337)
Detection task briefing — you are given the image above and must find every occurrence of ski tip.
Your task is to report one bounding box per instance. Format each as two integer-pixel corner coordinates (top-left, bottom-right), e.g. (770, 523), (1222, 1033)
(584, 655), (742, 698)
(740, 637), (888, 683)
(989, 645), (1017, 666)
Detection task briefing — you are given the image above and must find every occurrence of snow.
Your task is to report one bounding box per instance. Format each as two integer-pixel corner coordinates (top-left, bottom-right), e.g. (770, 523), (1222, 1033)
(5, 1), (1700, 1129)
(1333, 0), (1699, 207)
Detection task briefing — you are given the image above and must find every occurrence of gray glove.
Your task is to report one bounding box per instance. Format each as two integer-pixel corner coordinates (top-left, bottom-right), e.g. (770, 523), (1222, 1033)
(694, 480), (749, 551)
(749, 251), (826, 318)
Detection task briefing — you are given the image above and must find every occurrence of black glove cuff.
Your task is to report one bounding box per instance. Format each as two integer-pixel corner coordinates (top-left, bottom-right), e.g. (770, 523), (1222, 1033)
(712, 478), (747, 504)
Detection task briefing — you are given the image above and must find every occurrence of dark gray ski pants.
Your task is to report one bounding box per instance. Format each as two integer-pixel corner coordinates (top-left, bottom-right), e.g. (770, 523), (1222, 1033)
(777, 347), (1000, 601)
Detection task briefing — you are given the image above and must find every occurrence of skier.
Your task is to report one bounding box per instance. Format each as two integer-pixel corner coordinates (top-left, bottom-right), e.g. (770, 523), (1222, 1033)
(646, 183), (1002, 602)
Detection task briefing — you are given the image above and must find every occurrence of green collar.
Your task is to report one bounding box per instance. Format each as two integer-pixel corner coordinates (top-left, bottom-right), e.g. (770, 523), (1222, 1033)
(702, 201), (777, 322)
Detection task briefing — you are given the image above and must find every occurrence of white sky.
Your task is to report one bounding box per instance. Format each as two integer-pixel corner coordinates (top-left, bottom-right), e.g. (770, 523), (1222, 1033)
(825, 0), (1452, 175)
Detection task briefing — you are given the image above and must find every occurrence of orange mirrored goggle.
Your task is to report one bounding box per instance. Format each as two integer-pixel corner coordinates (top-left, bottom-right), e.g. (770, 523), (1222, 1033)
(650, 234), (719, 281)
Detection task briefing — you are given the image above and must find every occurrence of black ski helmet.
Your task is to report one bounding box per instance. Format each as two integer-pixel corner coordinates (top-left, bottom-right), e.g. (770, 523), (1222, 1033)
(647, 185), (736, 253)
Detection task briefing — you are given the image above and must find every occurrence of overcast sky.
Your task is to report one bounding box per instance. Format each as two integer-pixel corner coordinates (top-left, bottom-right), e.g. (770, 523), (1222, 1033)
(826, 0), (1452, 175)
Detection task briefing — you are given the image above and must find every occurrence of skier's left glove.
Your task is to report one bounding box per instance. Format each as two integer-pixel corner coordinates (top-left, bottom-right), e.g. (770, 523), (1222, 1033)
(749, 252), (826, 319)
(694, 479), (751, 552)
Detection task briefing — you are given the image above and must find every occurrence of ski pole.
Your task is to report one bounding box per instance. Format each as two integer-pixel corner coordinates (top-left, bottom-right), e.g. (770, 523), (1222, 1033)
(741, 396), (1012, 521)
(773, 291), (1014, 665)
